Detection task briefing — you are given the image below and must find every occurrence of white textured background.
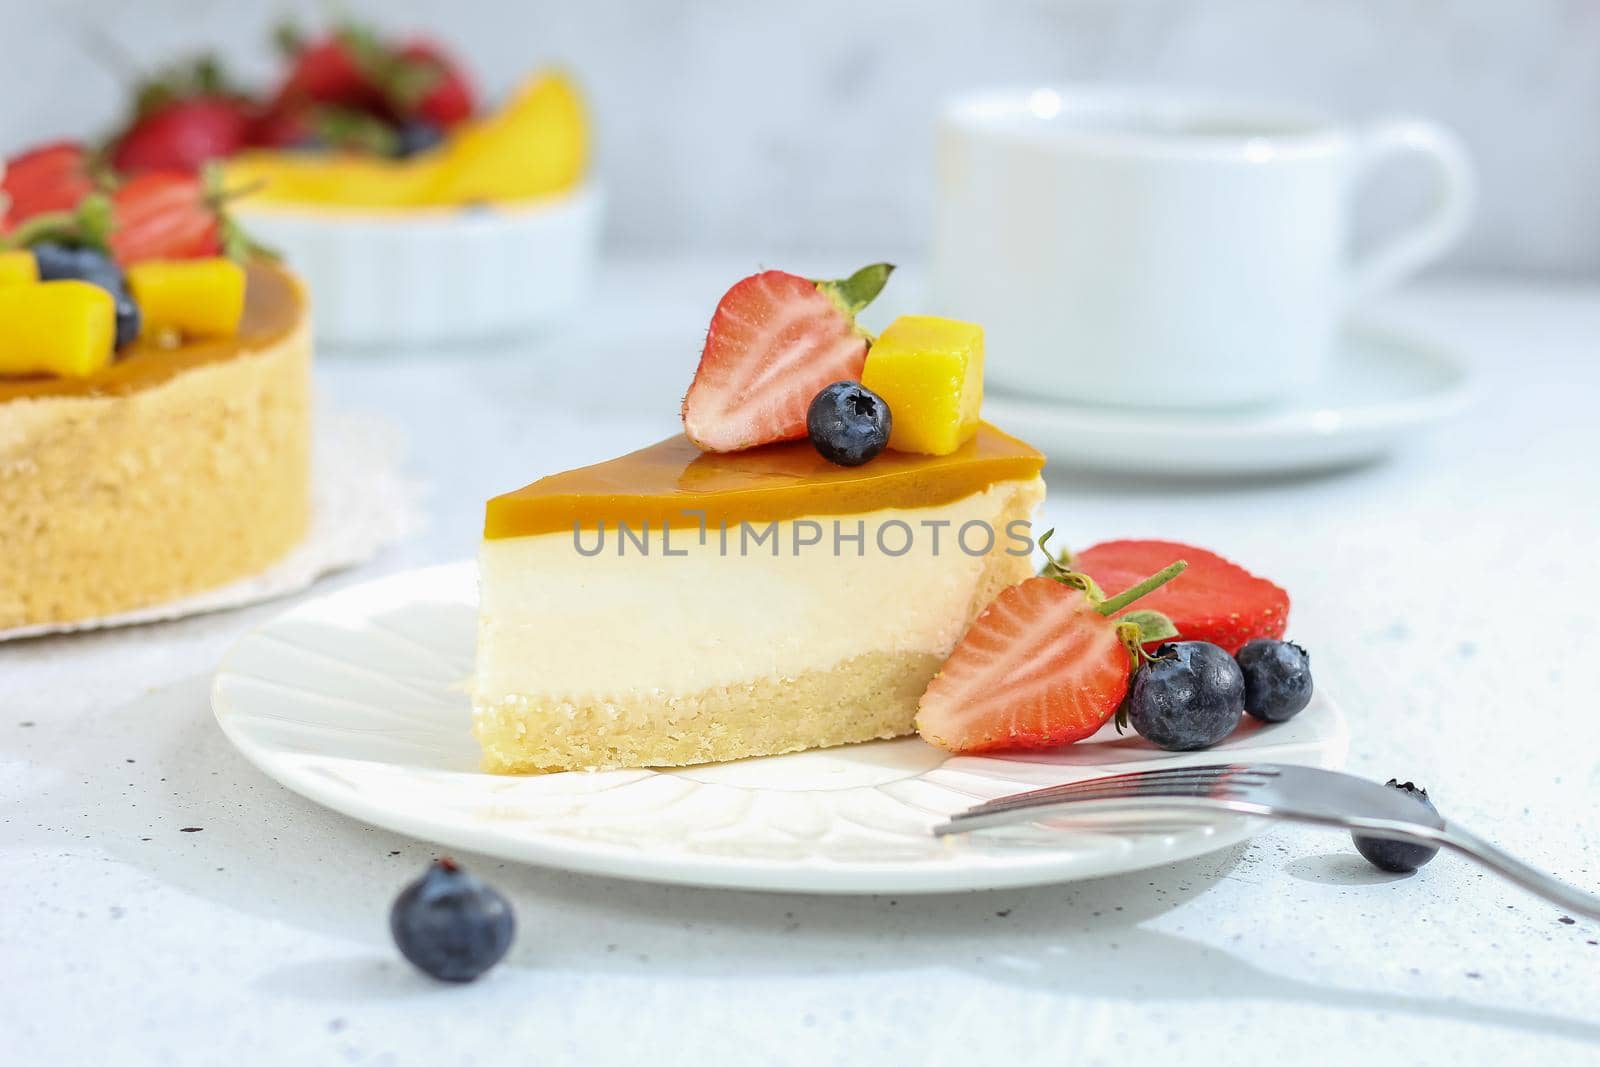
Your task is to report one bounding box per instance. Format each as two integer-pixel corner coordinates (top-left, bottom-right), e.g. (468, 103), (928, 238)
(1, 0), (1597, 275)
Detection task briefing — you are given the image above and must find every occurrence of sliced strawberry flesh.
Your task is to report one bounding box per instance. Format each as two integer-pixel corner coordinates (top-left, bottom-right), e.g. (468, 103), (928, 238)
(1, 142), (96, 228)
(107, 172), (221, 265)
(682, 270), (868, 452)
(1073, 539), (1288, 655)
(917, 578), (1132, 753)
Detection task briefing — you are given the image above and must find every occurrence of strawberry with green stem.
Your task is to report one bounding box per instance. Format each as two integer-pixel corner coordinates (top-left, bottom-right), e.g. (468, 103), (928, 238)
(1059, 538), (1290, 655)
(108, 55), (254, 174)
(1, 142), (105, 230)
(2, 165), (270, 266)
(916, 532), (1186, 753)
(682, 263), (894, 452)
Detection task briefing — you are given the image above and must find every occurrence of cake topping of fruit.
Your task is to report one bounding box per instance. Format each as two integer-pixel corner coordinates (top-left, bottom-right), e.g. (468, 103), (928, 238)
(916, 536), (1185, 753)
(1069, 538), (1290, 654)
(0, 141), (101, 230)
(861, 315), (984, 456)
(127, 257), (247, 343)
(0, 250), (38, 286)
(1126, 640), (1246, 751)
(806, 381), (892, 467)
(0, 140), (267, 378)
(0, 280), (115, 379)
(682, 263), (894, 453)
(32, 242), (142, 349)
(1236, 638), (1314, 723)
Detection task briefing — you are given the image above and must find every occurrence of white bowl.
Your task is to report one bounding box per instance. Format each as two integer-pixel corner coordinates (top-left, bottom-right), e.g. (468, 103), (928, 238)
(238, 183), (603, 348)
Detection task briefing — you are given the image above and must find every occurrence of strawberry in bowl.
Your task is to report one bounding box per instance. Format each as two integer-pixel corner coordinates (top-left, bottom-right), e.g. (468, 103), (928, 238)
(98, 22), (598, 347)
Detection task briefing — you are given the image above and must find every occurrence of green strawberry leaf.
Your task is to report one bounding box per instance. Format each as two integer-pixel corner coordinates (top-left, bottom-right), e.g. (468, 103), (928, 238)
(816, 262), (894, 317)
(1118, 608), (1178, 646)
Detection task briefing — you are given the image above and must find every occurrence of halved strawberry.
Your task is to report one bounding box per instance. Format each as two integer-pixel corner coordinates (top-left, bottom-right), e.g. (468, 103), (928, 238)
(1071, 539), (1289, 654)
(682, 263), (893, 452)
(917, 550), (1186, 754)
(106, 172), (222, 265)
(1, 141), (98, 229)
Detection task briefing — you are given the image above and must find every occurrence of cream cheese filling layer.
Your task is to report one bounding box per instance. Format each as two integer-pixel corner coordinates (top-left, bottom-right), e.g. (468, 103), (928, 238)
(474, 477), (1042, 702)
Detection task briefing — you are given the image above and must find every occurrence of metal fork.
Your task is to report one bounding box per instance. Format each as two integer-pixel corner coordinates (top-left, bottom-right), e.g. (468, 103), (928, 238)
(934, 763), (1600, 919)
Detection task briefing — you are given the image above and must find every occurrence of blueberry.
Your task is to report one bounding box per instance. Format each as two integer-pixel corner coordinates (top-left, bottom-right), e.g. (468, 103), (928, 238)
(393, 120), (444, 158)
(1236, 639), (1314, 723)
(1128, 641), (1245, 751)
(110, 288), (142, 349)
(1353, 780), (1442, 873)
(390, 858), (515, 982)
(806, 381), (891, 466)
(33, 242), (124, 292)
(32, 242), (141, 349)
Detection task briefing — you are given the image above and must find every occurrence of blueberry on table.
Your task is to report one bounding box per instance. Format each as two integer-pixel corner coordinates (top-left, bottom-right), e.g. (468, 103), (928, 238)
(807, 380), (892, 466)
(1128, 640), (1245, 751)
(390, 858), (515, 982)
(1352, 780), (1442, 873)
(1236, 638), (1314, 722)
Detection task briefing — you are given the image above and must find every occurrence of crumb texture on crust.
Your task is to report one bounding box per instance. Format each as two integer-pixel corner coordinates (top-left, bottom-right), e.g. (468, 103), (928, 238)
(475, 649), (944, 774)
(0, 317), (311, 629)
(472, 479), (1039, 773)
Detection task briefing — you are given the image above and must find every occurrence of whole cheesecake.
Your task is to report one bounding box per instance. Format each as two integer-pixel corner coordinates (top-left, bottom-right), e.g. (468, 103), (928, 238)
(473, 423), (1045, 773)
(0, 262), (312, 629)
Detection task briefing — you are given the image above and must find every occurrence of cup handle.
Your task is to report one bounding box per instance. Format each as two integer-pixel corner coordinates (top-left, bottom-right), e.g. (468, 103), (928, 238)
(1347, 118), (1475, 303)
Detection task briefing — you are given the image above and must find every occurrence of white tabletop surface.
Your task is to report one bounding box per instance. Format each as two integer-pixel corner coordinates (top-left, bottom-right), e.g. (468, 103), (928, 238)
(4, 257), (1598, 1066)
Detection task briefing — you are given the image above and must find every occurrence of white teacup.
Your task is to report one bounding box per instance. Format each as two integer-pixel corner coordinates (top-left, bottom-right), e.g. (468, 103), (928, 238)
(932, 87), (1474, 409)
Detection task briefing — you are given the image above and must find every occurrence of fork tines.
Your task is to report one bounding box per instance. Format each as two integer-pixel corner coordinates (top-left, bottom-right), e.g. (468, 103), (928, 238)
(959, 763), (1278, 816)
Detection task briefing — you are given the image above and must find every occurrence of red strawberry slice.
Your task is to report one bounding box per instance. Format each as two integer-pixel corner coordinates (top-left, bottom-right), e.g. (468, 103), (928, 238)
(1, 141), (97, 229)
(918, 578), (1134, 752)
(106, 172), (222, 265)
(682, 263), (893, 452)
(1073, 539), (1289, 655)
(393, 40), (476, 127)
(111, 97), (253, 175)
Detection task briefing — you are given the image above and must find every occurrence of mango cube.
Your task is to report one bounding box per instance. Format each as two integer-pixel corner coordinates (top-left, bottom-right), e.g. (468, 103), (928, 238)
(0, 250), (39, 287)
(0, 281), (115, 379)
(127, 257), (246, 341)
(861, 315), (985, 456)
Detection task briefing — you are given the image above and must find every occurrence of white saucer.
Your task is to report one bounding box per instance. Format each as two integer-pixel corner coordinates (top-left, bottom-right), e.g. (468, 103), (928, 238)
(212, 562), (1349, 894)
(983, 321), (1474, 476)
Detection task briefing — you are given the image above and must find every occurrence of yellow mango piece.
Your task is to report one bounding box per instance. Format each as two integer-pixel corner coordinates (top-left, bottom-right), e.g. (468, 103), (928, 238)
(425, 71), (588, 204)
(0, 281), (114, 379)
(126, 258), (247, 340)
(223, 152), (443, 209)
(861, 316), (986, 456)
(0, 250), (39, 286)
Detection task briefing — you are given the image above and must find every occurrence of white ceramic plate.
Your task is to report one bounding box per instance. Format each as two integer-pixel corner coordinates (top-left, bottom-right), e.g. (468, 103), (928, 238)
(213, 562), (1349, 893)
(983, 321), (1474, 476)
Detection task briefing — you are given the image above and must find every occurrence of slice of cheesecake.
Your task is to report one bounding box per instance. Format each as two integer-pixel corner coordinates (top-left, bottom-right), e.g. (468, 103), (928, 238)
(473, 423), (1045, 773)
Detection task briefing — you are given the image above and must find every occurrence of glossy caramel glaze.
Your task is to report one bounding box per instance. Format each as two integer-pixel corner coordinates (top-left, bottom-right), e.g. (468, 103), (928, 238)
(0, 261), (302, 402)
(484, 422), (1045, 539)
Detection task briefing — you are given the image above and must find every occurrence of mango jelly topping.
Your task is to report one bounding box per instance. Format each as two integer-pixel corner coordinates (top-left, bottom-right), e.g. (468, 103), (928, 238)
(0, 262), (302, 402)
(483, 422), (1045, 539)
